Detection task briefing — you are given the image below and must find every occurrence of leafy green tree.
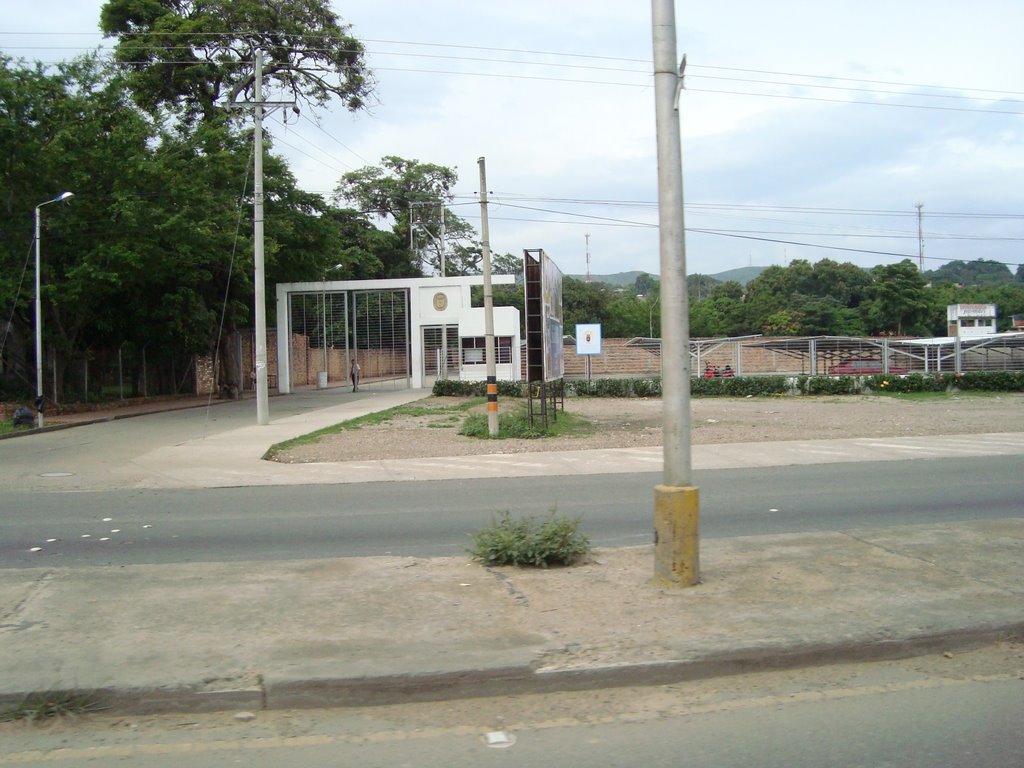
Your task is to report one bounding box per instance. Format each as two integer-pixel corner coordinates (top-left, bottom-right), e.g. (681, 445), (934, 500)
(709, 280), (744, 301)
(760, 309), (802, 336)
(742, 265), (792, 332)
(605, 294), (652, 338)
(561, 277), (616, 332)
(688, 273), (719, 302)
(334, 156), (480, 276)
(809, 259), (872, 307)
(866, 260), (930, 335)
(100, 0), (372, 124)
(98, 0), (377, 396)
(634, 272), (658, 297)
(0, 55), (166, 399)
(791, 296), (866, 336)
(490, 251), (523, 277)
(690, 296), (747, 337)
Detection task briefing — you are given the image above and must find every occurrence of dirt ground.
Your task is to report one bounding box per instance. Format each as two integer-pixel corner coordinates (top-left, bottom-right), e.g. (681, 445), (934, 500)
(274, 392), (1024, 463)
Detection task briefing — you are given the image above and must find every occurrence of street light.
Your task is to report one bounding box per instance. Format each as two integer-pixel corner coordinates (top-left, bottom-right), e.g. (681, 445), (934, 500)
(34, 191), (74, 429)
(413, 219), (446, 277)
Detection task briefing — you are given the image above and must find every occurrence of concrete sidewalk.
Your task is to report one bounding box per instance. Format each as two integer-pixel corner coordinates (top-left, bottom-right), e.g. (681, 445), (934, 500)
(1, 519), (1022, 714)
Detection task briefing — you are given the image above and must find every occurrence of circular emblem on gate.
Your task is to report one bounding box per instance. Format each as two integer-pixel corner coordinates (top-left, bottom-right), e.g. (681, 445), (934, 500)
(432, 292), (448, 312)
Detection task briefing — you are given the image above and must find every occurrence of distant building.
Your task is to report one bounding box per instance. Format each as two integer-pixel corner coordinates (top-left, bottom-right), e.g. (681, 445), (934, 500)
(947, 304), (997, 338)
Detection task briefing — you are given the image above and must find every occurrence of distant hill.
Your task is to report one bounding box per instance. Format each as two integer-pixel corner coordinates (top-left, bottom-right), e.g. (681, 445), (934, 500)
(924, 259), (1014, 287)
(570, 266), (768, 288)
(707, 266), (767, 285)
(567, 270), (645, 288)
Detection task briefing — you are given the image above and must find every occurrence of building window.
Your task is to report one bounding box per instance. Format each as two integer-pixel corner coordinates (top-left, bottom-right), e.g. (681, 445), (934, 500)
(461, 336), (513, 365)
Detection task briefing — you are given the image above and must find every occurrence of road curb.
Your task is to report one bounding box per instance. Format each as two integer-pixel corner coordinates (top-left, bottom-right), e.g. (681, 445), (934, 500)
(4, 621), (1021, 717)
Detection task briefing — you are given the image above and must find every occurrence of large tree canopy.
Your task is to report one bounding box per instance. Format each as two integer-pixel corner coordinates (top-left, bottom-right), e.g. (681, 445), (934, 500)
(100, 0), (373, 122)
(334, 156), (481, 276)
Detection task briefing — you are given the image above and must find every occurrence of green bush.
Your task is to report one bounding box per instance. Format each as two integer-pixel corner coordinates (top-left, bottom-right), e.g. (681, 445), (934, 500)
(468, 510), (591, 567)
(438, 372), (1024, 400)
(690, 375), (789, 397)
(955, 370), (1024, 392)
(802, 375), (859, 395)
(866, 372), (948, 394)
(432, 379), (524, 397)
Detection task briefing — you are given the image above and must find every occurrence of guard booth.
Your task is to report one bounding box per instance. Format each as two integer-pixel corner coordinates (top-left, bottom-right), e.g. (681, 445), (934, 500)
(947, 304), (998, 338)
(275, 275), (518, 392)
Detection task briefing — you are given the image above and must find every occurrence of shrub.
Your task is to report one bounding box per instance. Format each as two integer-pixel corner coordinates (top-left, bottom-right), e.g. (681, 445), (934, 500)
(803, 375), (859, 395)
(955, 370), (1024, 392)
(432, 379), (523, 397)
(468, 510), (590, 567)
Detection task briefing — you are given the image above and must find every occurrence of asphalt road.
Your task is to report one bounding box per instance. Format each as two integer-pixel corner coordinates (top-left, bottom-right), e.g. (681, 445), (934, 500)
(3, 454), (1020, 568)
(4, 649), (1021, 767)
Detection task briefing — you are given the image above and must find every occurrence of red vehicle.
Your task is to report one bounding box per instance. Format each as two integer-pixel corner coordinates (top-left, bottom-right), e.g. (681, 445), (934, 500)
(828, 358), (909, 376)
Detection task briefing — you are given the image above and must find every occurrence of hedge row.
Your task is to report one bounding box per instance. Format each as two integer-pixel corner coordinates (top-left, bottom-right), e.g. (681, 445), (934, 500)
(433, 371), (1024, 398)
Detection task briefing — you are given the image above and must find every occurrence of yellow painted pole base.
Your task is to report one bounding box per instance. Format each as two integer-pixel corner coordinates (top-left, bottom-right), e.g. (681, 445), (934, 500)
(654, 484), (700, 587)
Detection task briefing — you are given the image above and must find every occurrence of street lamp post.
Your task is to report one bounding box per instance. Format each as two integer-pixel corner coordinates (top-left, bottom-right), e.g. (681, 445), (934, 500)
(413, 221), (446, 277)
(34, 191), (74, 429)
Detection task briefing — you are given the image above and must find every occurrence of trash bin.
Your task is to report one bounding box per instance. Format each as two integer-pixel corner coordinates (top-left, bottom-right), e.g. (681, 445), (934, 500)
(317, 371), (328, 389)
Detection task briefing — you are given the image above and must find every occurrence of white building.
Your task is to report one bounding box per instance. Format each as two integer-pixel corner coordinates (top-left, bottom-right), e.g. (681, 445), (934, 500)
(275, 276), (520, 392)
(946, 304), (998, 338)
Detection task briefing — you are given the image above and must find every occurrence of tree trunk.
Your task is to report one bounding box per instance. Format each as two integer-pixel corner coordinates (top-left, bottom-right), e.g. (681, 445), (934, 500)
(217, 330), (242, 400)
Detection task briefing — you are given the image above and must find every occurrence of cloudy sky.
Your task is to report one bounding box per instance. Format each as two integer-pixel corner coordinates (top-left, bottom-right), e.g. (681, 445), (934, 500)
(5, 1), (1024, 279)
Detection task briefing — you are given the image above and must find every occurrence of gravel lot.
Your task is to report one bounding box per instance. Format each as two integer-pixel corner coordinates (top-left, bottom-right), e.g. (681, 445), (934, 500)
(273, 392), (1024, 463)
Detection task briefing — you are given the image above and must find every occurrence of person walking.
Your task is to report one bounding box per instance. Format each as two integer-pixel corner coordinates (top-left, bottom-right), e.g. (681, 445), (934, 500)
(350, 359), (361, 391)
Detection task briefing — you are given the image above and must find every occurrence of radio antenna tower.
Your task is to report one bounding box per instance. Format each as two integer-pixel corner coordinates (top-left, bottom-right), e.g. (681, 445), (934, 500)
(585, 233), (591, 282)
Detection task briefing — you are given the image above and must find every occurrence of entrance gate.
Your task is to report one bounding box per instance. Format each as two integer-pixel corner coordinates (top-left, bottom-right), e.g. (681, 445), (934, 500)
(422, 325), (460, 384)
(286, 288), (410, 390)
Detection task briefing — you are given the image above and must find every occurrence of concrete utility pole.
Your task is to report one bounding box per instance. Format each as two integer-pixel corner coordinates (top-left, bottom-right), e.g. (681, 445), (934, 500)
(478, 157), (499, 436)
(253, 51), (270, 425)
(227, 52), (295, 424)
(651, 0), (699, 587)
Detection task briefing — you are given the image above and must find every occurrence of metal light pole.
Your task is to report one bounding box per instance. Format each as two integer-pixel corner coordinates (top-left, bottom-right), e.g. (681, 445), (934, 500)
(413, 221), (446, 277)
(34, 191), (74, 429)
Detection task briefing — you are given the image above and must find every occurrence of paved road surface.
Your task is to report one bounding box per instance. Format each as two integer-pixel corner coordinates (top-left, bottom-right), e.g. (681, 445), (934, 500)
(2, 648), (1020, 767)
(3, 455), (1021, 567)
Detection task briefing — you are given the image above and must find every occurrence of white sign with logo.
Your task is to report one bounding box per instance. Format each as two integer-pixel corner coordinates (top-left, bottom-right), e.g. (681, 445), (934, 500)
(576, 323), (602, 356)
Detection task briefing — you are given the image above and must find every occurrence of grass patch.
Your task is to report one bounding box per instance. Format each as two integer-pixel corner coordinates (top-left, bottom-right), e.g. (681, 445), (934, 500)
(469, 510), (591, 567)
(1, 692), (106, 723)
(460, 404), (594, 440)
(872, 390), (1005, 402)
(263, 398), (483, 459)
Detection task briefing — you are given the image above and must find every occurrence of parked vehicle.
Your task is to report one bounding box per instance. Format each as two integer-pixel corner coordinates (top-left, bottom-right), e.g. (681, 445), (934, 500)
(828, 358), (909, 375)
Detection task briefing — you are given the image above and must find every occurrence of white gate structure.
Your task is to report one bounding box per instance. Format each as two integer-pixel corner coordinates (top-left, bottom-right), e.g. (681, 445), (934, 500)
(275, 275), (517, 393)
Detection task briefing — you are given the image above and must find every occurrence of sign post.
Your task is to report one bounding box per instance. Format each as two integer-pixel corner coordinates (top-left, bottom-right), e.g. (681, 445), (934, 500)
(575, 323), (602, 384)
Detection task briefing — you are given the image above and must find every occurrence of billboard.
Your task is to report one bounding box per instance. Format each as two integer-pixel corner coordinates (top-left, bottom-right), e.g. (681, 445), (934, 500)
(524, 249), (564, 383)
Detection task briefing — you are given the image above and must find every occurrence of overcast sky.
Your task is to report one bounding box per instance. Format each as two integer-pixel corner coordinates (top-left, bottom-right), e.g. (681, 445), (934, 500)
(5, 1), (1024, 279)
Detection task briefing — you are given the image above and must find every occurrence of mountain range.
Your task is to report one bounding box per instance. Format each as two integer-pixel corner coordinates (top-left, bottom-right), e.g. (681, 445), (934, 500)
(568, 266), (767, 287)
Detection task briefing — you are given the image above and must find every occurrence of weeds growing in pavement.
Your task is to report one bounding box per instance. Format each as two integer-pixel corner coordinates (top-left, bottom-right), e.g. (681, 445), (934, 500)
(469, 510), (591, 568)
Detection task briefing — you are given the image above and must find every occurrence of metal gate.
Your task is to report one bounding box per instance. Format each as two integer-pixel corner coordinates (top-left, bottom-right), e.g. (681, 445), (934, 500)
(350, 289), (410, 388)
(288, 291), (350, 387)
(286, 288), (411, 390)
(422, 325), (460, 382)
